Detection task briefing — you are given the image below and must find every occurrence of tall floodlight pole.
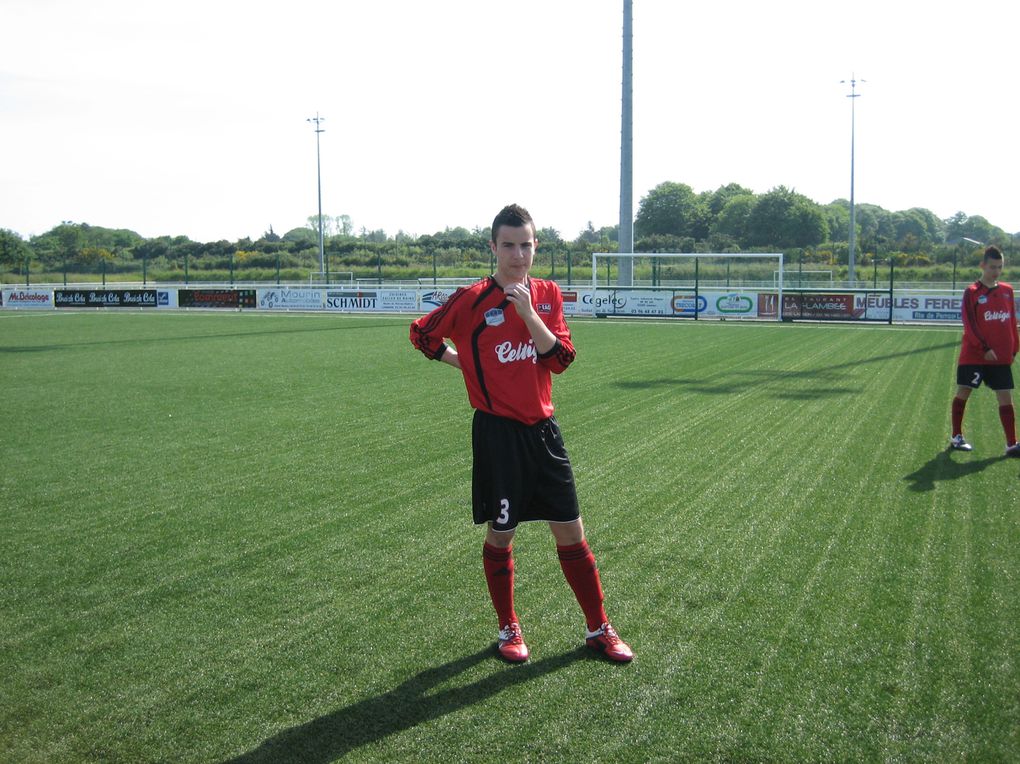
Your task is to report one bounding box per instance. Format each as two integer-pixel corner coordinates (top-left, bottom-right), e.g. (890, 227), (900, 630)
(307, 113), (326, 278)
(618, 0), (634, 286)
(841, 76), (863, 285)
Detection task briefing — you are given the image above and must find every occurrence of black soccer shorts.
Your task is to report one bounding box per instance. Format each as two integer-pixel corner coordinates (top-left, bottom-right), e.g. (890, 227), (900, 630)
(957, 364), (1015, 391)
(471, 410), (580, 531)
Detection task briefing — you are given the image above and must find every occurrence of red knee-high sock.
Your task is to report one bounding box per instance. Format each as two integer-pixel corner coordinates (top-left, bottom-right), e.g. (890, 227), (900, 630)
(952, 396), (968, 437)
(999, 404), (1016, 446)
(557, 540), (608, 631)
(483, 543), (517, 629)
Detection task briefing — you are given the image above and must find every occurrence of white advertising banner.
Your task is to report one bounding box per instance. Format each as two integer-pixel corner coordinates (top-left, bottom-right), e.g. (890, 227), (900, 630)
(560, 289), (591, 316)
(854, 293), (964, 322)
(257, 288), (324, 311)
(156, 289), (179, 309)
(378, 289), (418, 312)
(324, 289), (418, 313)
(587, 289), (767, 318)
(417, 288), (452, 312)
(324, 290), (377, 312)
(0, 284), (984, 324)
(585, 288), (975, 323)
(584, 290), (631, 315)
(674, 291), (763, 318)
(2, 288), (53, 309)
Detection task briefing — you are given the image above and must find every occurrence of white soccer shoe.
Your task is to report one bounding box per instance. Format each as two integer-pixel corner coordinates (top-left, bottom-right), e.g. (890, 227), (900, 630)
(949, 434), (973, 451)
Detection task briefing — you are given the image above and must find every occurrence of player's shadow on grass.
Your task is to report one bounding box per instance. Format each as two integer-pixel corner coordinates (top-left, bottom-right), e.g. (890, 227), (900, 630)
(903, 449), (1002, 492)
(223, 645), (586, 763)
(0, 319), (408, 354)
(615, 372), (857, 399)
(614, 340), (960, 400)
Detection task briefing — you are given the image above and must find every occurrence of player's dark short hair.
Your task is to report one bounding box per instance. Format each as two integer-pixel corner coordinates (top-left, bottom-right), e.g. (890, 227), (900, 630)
(984, 245), (1003, 262)
(491, 204), (535, 243)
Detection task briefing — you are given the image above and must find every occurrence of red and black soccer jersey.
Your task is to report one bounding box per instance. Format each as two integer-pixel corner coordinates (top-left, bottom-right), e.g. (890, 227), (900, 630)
(410, 276), (575, 425)
(958, 280), (1019, 365)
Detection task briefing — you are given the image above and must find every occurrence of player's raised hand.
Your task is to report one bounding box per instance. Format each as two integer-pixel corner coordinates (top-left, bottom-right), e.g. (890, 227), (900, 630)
(504, 282), (535, 317)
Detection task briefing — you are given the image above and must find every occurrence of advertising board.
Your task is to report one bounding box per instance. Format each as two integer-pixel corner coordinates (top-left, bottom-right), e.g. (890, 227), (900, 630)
(1, 288), (53, 309)
(54, 289), (158, 308)
(178, 289), (256, 309)
(257, 288), (324, 311)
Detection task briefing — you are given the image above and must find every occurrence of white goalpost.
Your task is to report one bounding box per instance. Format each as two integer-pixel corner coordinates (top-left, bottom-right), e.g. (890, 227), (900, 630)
(591, 252), (785, 320)
(308, 271), (354, 286)
(774, 269), (832, 287)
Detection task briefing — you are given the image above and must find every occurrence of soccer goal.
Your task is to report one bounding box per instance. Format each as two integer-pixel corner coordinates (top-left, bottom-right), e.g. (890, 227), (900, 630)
(308, 271), (354, 286)
(774, 268), (833, 288)
(591, 252), (785, 320)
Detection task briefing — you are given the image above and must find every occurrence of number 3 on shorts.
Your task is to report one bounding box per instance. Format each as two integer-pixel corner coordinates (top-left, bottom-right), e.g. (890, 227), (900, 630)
(497, 498), (510, 525)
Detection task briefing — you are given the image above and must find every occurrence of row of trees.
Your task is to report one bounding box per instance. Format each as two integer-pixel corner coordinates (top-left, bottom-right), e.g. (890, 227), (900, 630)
(2, 182), (1015, 282)
(633, 182), (1012, 255)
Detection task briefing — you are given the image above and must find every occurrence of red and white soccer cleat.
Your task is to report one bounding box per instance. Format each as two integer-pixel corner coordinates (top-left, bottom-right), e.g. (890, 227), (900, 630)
(585, 622), (634, 663)
(497, 622), (529, 663)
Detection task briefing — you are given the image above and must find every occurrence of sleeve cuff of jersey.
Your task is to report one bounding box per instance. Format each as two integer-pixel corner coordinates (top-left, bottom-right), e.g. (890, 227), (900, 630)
(431, 342), (449, 361)
(538, 339), (561, 359)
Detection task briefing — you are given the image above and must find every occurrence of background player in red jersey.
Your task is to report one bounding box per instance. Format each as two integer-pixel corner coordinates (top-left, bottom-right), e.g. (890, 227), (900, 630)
(949, 245), (1020, 457)
(410, 204), (633, 663)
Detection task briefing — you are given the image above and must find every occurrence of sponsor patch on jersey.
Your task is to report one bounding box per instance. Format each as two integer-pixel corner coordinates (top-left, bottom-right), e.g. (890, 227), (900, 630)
(536, 302), (552, 313)
(484, 307), (505, 326)
(978, 295), (988, 304)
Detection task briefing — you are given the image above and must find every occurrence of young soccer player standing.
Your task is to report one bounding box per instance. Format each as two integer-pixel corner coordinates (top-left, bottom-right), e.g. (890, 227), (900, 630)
(410, 203), (633, 663)
(949, 245), (1020, 456)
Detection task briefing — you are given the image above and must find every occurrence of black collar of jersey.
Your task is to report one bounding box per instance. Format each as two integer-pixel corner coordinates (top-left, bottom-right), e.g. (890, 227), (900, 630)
(489, 274), (532, 290)
(474, 275), (534, 309)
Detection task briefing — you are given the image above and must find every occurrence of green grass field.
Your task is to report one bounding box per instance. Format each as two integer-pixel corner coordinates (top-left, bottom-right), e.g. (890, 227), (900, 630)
(2, 311), (1017, 763)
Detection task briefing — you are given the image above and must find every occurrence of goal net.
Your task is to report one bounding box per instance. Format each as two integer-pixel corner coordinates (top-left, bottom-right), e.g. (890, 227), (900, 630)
(591, 252), (785, 320)
(308, 271), (354, 286)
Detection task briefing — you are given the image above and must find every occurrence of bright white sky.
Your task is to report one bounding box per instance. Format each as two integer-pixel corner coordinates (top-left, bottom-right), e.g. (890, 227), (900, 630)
(2, 0), (1017, 243)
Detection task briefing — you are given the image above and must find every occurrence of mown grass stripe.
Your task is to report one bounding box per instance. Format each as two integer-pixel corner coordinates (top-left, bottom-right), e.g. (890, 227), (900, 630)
(2, 312), (1018, 762)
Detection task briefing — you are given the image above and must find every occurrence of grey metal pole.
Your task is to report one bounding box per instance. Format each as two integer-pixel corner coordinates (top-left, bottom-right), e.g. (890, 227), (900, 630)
(842, 76), (863, 285)
(307, 113), (326, 279)
(618, 0), (634, 286)
(962, 237), (985, 288)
